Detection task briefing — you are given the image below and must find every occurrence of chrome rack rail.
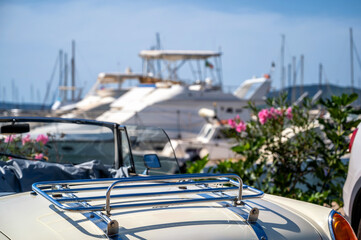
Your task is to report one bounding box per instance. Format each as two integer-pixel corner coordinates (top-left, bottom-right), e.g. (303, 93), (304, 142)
(32, 173), (264, 238)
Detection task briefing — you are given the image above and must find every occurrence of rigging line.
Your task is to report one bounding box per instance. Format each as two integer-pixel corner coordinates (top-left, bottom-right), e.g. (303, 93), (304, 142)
(188, 61), (197, 82)
(353, 43), (361, 71)
(77, 46), (95, 81)
(75, 68), (83, 100)
(42, 55), (60, 109)
(172, 60), (187, 79)
(322, 66), (334, 96)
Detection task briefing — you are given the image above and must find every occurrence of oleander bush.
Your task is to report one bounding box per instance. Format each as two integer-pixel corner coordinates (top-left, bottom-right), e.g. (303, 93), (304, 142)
(187, 93), (361, 206)
(0, 134), (49, 161)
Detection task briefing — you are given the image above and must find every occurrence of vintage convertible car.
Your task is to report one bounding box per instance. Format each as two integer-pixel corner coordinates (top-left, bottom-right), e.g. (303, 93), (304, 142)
(344, 122), (361, 238)
(0, 117), (357, 239)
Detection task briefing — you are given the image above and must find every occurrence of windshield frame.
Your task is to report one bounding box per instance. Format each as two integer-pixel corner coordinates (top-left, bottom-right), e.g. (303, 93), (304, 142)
(0, 117), (180, 175)
(0, 117), (122, 167)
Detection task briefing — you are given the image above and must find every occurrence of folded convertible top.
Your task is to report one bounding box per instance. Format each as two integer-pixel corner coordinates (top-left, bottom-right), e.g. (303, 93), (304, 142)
(0, 159), (128, 193)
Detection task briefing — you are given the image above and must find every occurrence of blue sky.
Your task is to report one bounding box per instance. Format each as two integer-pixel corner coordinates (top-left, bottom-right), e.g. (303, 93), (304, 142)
(0, 0), (361, 104)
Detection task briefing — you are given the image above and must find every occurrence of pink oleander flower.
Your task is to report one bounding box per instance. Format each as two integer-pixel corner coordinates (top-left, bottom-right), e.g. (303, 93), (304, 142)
(36, 134), (49, 145)
(228, 115), (247, 132)
(258, 109), (270, 125)
(286, 107), (293, 119)
(228, 119), (237, 128)
(269, 107), (283, 119)
(235, 121), (247, 133)
(4, 135), (15, 143)
(269, 107), (275, 115)
(34, 153), (44, 160)
(22, 134), (31, 145)
(274, 109), (282, 117)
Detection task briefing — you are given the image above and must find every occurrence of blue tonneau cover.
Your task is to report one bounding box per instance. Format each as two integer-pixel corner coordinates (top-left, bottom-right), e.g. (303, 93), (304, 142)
(0, 159), (128, 193)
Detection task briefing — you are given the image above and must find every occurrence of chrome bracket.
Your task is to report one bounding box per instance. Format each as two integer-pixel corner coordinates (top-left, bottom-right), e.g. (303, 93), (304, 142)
(107, 220), (119, 236)
(247, 207), (259, 222)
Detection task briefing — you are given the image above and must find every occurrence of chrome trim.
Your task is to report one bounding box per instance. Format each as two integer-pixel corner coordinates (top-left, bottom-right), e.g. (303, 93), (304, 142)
(31, 173), (264, 216)
(32, 173), (265, 238)
(43, 179), (231, 194)
(0, 116), (124, 129)
(60, 185), (120, 238)
(198, 192), (267, 240)
(328, 209), (337, 240)
(57, 187), (238, 203)
(104, 173), (243, 215)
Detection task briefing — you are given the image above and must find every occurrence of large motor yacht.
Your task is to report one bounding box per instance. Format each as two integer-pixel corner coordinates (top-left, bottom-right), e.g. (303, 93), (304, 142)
(97, 50), (271, 139)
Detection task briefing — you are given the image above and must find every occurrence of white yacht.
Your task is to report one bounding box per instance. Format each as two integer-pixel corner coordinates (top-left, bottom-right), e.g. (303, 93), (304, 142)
(55, 71), (148, 119)
(97, 50), (271, 139)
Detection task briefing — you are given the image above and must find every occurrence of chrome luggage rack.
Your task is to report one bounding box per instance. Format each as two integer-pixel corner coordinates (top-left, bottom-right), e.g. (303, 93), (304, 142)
(32, 173), (264, 238)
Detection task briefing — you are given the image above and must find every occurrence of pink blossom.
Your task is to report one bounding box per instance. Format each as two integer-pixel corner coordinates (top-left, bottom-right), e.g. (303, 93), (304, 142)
(286, 107), (293, 119)
(269, 107), (275, 114)
(235, 121), (247, 133)
(258, 109), (270, 125)
(269, 107), (283, 119)
(4, 135), (15, 143)
(274, 109), (282, 117)
(36, 134), (49, 145)
(22, 134), (31, 145)
(228, 119), (237, 128)
(34, 153), (44, 160)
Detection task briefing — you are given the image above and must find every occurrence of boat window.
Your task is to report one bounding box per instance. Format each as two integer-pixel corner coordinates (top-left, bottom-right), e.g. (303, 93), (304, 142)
(243, 82), (263, 99)
(204, 127), (213, 139)
(0, 122), (115, 166)
(226, 107), (233, 113)
(235, 108), (243, 113)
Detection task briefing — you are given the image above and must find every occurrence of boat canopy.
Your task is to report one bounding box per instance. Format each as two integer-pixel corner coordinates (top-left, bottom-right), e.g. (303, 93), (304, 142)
(139, 50), (221, 61)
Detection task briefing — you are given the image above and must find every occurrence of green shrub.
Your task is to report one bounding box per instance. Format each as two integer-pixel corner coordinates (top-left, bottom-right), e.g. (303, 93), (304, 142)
(187, 93), (361, 206)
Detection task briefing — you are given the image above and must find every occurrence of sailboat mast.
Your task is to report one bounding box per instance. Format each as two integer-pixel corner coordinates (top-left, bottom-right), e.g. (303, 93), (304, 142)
(300, 55), (304, 95)
(71, 40), (76, 101)
(156, 33), (162, 79)
(319, 63), (323, 91)
(292, 56), (296, 103)
(281, 34), (285, 91)
(350, 28), (354, 92)
(59, 50), (63, 99)
(64, 53), (68, 102)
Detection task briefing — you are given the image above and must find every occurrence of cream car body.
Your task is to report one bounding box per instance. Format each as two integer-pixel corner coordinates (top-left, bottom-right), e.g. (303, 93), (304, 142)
(343, 122), (361, 237)
(0, 117), (354, 239)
